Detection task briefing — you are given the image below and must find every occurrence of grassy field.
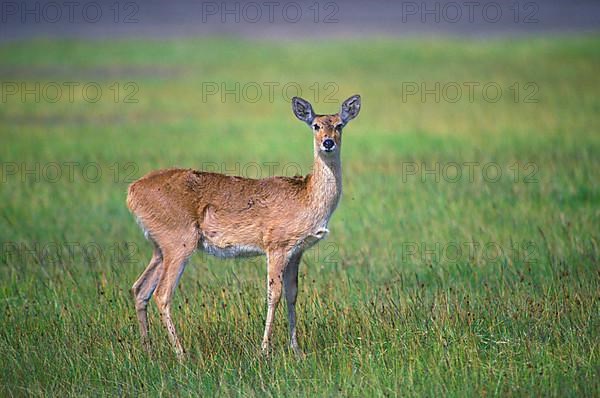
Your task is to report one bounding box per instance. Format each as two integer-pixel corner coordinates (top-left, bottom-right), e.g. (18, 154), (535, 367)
(0, 36), (599, 396)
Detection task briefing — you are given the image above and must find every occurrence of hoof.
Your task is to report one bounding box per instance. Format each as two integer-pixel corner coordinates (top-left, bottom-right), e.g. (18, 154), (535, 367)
(291, 345), (305, 359)
(261, 341), (272, 359)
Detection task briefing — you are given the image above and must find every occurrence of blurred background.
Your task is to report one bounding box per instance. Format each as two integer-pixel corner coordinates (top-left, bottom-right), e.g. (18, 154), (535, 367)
(2, 0), (600, 40)
(1, 0), (599, 396)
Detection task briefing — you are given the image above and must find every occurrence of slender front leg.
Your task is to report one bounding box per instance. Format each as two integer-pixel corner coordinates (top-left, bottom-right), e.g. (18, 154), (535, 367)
(283, 251), (303, 357)
(261, 249), (286, 356)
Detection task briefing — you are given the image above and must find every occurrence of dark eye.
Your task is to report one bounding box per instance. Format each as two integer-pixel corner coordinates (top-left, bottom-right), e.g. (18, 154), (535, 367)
(313, 124), (320, 130)
(335, 125), (343, 132)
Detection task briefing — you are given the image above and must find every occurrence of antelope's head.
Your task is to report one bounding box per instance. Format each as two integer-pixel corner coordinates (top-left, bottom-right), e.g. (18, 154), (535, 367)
(292, 95), (361, 156)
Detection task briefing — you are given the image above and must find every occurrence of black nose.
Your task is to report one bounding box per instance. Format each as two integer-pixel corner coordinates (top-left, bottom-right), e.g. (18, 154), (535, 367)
(323, 139), (335, 150)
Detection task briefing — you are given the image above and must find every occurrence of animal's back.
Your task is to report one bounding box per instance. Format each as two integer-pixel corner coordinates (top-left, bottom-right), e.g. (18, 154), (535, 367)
(126, 168), (311, 252)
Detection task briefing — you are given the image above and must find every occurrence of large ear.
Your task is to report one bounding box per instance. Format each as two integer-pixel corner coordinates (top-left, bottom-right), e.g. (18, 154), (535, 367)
(340, 94), (361, 125)
(292, 97), (315, 125)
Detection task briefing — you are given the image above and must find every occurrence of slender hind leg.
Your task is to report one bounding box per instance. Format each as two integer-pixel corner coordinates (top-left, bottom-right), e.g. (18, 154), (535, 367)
(153, 231), (197, 358)
(131, 243), (163, 351)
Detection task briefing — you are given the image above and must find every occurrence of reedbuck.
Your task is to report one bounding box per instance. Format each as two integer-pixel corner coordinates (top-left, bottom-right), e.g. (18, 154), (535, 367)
(127, 95), (361, 357)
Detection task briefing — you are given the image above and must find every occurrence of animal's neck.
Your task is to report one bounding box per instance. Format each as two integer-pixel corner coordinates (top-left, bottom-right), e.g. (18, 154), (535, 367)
(307, 143), (342, 223)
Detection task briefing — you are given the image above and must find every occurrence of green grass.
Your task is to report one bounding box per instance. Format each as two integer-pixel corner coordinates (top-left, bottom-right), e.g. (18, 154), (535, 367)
(1, 36), (599, 396)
